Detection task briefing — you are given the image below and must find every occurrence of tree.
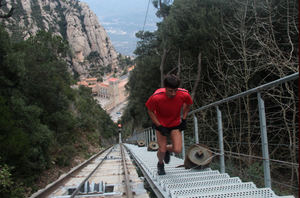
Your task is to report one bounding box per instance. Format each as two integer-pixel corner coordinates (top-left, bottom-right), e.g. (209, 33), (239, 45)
(125, 0), (298, 194)
(0, 26), (120, 195)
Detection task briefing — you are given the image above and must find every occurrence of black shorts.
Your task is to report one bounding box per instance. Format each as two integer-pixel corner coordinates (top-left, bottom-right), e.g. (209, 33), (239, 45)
(152, 124), (181, 136)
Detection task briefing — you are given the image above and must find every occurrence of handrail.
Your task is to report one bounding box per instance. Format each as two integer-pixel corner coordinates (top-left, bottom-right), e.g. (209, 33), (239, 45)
(189, 72), (298, 115)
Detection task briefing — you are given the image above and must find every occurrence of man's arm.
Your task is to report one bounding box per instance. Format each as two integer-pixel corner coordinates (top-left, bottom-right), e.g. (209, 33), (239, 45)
(148, 109), (169, 135)
(178, 103), (191, 131)
(182, 103), (191, 119)
(147, 109), (161, 127)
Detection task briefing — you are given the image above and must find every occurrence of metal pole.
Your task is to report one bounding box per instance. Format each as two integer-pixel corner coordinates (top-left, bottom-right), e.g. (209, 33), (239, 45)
(151, 128), (154, 141)
(133, 130), (136, 142)
(193, 114), (199, 144)
(148, 128), (151, 143)
(147, 129), (149, 146)
(216, 106), (225, 173)
(152, 128), (155, 141)
(144, 131), (147, 147)
(146, 130), (148, 146)
(257, 92), (271, 188)
(182, 131), (185, 159)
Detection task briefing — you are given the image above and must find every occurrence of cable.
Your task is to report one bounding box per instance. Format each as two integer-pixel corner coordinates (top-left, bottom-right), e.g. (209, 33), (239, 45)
(224, 166), (299, 190)
(142, 0), (151, 32)
(198, 140), (299, 148)
(209, 148), (299, 167)
(271, 179), (299, 190)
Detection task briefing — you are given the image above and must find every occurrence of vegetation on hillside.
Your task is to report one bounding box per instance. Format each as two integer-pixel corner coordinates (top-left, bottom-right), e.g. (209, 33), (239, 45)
(121, 0), (298, 196)
(0, 27), (117, 197)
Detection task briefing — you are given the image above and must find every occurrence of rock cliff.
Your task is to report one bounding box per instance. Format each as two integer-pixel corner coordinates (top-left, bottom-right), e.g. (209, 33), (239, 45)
(0, 0), (118, 79)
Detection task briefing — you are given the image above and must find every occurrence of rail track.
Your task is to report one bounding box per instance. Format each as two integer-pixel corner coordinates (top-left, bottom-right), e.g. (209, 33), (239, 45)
(30, 144), (148, 198)
(31, 142), (294, 198)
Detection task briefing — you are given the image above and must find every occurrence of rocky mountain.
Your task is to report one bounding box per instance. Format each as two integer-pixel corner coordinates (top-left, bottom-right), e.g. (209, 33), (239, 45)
(0, 0), (118, 79)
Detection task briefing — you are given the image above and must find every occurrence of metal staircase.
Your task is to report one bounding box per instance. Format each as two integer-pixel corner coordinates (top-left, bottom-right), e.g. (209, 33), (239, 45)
(125, 144), (294, 198)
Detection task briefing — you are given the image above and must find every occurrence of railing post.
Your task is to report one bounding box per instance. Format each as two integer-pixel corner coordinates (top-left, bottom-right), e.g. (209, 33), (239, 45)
(145, 129), (148, 146)
(145, 129), (147, 146)
(193, 114), (199, 144)
(144, 130), (148, 147)
(216, 106), (225, 174)
(139, 132), (141, 141)
(140, 132), (142, 142)
(257, 92), (272, 188)
(148, 128), (150, 144)
(151, 128), (156, 141)
(134, 129), (137, 142)
(136, 132), (138, 142)
(182, 131), (185, 159)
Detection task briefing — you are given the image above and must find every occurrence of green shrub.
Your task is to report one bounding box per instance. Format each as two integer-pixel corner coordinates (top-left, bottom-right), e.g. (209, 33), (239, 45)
(55, 145), (76, 167)
(0, 160), (25, 198)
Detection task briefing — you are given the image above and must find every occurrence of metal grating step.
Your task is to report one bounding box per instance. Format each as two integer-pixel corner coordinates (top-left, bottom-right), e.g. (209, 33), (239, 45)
(159, 168), (211, 175)
(148, 168), (207, 176)
(159, 173), (231, 188)
(176, 188), (278, 198)
(125, 144), (293, 198)
(156, 170), (221, 182)
(170, 182), (257, 198)
(165, 177), (242, 192)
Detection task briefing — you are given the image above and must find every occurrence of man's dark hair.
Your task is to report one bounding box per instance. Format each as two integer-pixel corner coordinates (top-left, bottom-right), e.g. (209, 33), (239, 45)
(163, 74), (180, 88)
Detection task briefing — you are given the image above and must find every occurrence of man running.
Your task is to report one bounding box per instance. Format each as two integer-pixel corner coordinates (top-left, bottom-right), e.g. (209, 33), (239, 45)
(145, 74), (193, 175)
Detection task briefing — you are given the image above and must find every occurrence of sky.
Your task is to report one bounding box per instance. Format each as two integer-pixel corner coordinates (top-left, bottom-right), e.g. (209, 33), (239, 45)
(80, 0), (162, 56)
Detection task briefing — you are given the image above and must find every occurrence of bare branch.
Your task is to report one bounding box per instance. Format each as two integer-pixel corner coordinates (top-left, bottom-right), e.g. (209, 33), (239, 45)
(177, 48), (181, 77)
(191, 52), (201, 100)
(160, 47), (168, 87)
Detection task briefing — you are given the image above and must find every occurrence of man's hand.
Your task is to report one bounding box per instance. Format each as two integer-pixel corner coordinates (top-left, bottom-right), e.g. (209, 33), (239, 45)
(179, 119), (187, 131)
(157, 125), (169, 136)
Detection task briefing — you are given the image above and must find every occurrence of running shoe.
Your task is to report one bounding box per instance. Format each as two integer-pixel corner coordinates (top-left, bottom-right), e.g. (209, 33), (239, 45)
(157, 162), (166, 175)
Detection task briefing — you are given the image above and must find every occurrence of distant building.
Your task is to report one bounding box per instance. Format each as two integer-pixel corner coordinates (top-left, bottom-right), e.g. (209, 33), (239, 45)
(85, 78), (97, 85)
(97, 83), (110, 98)
(76, 76), (129, 112)
(77, 81), (88, 86)
(74, 65), (135, 114)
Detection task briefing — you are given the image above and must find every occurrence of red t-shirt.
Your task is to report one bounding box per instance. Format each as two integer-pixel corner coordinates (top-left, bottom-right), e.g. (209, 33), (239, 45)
(145, 88), (193, 127)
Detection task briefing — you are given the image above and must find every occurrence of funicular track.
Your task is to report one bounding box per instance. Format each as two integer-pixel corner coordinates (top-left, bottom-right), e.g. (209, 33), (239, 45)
(31, 141), (295, 198)
(124, 143), (295, 198)
(30, 144), (148, 198)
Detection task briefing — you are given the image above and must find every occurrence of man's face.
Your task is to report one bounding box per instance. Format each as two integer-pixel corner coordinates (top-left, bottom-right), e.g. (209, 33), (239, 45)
(165, 87), (178, 98)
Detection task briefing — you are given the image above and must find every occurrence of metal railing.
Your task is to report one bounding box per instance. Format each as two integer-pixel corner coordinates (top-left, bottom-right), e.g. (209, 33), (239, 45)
(126, 72), (298, 195)
(189, 72), (298, 188)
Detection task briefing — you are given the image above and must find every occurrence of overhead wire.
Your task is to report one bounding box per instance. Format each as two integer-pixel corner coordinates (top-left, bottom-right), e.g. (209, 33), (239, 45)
(142, 0), (151, 32)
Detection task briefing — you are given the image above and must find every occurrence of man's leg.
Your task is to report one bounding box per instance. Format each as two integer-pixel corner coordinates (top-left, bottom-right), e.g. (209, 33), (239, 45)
(156, 130), (167, 163)
(156, 130), (167, 175)
(167, 129), (182, 154)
